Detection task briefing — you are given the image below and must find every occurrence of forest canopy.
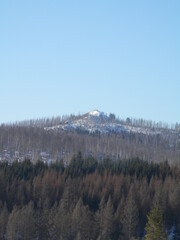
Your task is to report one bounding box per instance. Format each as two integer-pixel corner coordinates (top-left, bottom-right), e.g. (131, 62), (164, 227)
(0, 155), (180, 239)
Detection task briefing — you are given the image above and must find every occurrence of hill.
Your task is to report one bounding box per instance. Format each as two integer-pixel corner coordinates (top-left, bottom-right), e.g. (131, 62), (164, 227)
(0, 110), (180, 164)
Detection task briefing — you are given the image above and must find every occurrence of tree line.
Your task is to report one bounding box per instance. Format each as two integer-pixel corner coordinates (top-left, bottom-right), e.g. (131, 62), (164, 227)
(0, 155), (180, 239)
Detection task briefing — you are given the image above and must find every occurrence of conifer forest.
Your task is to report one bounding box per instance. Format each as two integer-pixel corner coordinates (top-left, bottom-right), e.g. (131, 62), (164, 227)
(0, 154), (180, 239)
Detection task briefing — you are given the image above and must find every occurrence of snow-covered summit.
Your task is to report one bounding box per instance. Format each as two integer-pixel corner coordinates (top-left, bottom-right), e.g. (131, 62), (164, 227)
(45, 109), (120, 134)
(88, 110), (103, 117)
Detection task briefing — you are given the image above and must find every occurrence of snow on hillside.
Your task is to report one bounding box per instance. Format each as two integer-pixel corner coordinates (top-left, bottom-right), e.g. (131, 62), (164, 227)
(45, 109), (164, 135)
(88, 109), (102, 117)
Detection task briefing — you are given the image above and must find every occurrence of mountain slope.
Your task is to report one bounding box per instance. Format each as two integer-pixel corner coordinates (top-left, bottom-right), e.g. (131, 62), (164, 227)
(44, 109), (166, 135)
(0, 110), (180, 164)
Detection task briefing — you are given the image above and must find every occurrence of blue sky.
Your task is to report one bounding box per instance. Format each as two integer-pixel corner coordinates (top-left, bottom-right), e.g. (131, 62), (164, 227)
(0, 1), (180, 124)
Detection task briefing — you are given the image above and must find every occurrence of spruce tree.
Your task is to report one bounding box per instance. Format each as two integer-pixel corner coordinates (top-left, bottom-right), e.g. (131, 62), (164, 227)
(145, 205), (167, 240)
(121, 190), (139, 240)
(0, 202), (9, 240)
(102, 196), (114, 240)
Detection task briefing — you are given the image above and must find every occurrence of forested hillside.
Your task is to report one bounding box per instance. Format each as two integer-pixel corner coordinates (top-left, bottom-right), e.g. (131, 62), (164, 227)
(0, 112), (180, 164)
(0, 155), (180, 239)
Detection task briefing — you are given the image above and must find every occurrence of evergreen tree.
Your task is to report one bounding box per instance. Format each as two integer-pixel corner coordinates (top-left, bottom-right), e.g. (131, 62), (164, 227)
(54, 200), (72, 239)
(96, 197), (105, 239)
(0, 202), (9, 240)
(97, 196), (114, 240)
(47, 203), (58, 240)
(18, 202), (36, 239)
(145, 205), (167, 240)
(35, 199), (50, 240)
(71, 198), (92, 240)
(121, 190), (139, 240)
(6, 206), (20, 240)
(101, 196), (114, 240)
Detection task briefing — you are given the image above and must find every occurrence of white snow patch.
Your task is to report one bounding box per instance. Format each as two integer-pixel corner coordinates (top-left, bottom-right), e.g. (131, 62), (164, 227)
(88, 109), (102, 117)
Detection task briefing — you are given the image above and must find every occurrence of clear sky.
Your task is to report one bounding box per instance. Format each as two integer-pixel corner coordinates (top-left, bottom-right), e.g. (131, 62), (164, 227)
(0, 0), (180, 124)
